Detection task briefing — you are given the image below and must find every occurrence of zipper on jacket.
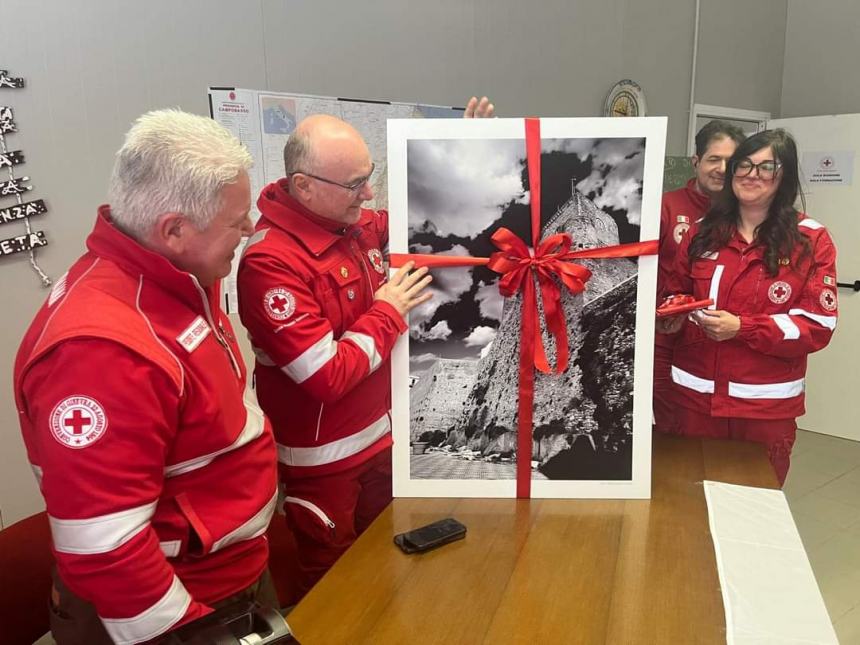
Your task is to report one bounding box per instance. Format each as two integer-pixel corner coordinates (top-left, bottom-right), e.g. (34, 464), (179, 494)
(314, 402), (324, 442)
(284, 496), (335, 529)
(351, 234), (375, 303)
(192, 278), (242, 378)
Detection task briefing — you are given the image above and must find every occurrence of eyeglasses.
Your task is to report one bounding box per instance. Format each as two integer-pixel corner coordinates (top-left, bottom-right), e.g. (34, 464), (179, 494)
(293, 163), (375, 193)
(732, 158), (782, 180)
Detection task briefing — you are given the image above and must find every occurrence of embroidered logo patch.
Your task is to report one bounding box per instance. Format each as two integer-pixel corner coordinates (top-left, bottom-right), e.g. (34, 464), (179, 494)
(368, 248), (386, 274)
(823, 275), (836, 287)
(768, 281), (792, 304)
(676, 214), (690, 224)
(50, 396), (108, 449)
(820, 288), (837, 311)
(176, 316), (211, 353)
(672, 222), (690, 244)
(264, 287), (295, 321)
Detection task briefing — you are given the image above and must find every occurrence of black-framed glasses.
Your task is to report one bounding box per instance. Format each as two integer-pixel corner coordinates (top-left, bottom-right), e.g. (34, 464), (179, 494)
(732, 158), (782, 180)
(293, 163), (375, 193)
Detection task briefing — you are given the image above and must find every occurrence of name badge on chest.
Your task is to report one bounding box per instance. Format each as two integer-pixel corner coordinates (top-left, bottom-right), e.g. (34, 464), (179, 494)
(177, 316), (211, 353)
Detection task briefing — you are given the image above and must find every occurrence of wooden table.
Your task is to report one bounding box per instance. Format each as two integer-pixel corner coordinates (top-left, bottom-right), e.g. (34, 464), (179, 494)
(287, 434), (779, 644)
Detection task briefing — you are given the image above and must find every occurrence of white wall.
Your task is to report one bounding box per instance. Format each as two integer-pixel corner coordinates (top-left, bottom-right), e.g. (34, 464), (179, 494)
(0, 0), (788, 526)
(781, 0), (860, 117)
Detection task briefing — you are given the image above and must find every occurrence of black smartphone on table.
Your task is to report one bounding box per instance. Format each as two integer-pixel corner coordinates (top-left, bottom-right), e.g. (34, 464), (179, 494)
(393, 517), (467, 554)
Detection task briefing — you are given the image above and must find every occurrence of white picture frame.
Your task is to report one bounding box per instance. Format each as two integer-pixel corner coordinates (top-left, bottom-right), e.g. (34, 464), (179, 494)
(388, 117), (666, 498)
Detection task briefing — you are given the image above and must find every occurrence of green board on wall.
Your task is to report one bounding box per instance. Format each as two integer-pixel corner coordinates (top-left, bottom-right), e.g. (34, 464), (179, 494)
(663, 156), (694, 192)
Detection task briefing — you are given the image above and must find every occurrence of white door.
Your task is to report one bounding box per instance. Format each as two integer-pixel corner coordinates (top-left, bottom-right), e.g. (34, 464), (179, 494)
(768, 114), (860, 441)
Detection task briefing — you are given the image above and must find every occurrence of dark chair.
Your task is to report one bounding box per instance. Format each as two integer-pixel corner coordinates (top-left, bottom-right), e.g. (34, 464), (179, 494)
(0, 511), (53, 644)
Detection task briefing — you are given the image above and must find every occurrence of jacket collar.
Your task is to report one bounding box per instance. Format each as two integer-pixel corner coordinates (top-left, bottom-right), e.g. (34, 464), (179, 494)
(684, 178), (711, 213)
(257, 179), (366, 256)
(87, 206), (218, 314)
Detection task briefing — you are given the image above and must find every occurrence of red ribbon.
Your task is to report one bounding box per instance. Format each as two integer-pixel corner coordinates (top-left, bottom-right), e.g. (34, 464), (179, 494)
(392, 117), (657, 498)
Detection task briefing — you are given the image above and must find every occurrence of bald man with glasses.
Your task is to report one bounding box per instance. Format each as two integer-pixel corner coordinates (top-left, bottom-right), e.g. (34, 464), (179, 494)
(237, 97), (493, 601)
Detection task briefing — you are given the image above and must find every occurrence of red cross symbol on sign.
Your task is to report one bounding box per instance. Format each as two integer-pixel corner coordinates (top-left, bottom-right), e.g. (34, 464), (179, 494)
(822, 158), (834, 168)
(64, 409), (92, 435)
(269, 295), (288, 313)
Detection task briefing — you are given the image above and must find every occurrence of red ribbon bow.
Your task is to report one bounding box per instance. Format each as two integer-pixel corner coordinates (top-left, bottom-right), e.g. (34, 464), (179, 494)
(487, 227), (592, 375)
(391, 117), (657, 498)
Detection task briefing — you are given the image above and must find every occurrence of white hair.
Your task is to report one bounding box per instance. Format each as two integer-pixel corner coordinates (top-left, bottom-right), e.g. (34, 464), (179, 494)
(108, 109), (253, 239)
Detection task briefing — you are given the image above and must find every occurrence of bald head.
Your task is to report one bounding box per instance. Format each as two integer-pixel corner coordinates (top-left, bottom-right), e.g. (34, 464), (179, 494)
(284, 114), (375, 225)
(284, 115), (369, 177)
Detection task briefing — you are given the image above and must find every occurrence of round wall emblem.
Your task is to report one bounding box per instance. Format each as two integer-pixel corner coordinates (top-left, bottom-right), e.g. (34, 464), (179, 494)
(264, 287), (296, 321)
(50, 396), (108, 449)
(768, 281), (792, 304)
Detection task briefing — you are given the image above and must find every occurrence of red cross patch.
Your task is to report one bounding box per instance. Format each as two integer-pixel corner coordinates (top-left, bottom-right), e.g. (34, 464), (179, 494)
(367, 248), (386, 275)
(820, 288), (837, 312)
(768, 281), (792, 304)
(672, 222), (690, 244)
(263, 287), (296, 321)
(50, 396), (108, 449)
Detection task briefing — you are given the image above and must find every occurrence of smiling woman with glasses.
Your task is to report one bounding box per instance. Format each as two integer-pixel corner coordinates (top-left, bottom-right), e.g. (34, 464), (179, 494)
(657, 128), (839, 486)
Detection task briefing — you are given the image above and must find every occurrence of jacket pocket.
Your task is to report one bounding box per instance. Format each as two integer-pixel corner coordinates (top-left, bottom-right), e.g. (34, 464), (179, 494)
(283, 495), (337, 545)
(326, 264), (363, 333)
(174, 492), (214, 557)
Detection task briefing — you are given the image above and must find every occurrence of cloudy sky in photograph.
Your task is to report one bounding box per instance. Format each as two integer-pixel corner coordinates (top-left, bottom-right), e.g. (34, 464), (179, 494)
(406, 136), (645, 374)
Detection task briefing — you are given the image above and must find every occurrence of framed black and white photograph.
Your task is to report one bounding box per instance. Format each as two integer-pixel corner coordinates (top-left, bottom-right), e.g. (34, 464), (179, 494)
(388, 117), (666, 498)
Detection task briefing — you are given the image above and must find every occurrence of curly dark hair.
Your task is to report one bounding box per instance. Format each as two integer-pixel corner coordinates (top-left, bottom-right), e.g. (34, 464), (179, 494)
(688, 129), (810, 276)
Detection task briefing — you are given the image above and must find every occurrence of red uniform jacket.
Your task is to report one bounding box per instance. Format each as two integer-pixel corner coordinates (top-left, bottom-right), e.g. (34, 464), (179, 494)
(14, 210), (278, 644)
(237, 181), (406, 478)
(657, 179), (710, 348)
(666, 215), (838, 419)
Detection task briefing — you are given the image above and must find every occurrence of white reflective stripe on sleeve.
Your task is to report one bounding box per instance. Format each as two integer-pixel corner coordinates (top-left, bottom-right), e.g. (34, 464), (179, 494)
(241, 228), (269, 256)
(728, 378), (805, 400)
(212, 488), (278, 553)
(165, 387), (266, 477)
(251, 344), (277, 366)
(101, 575), (191, 645)
(788, 308), (837, 331)
(771, 314), (800, 340)
(671, 366), (715, 394)
(159, 540), (181, 558)
(708, 265), (725, 309)
(50, 501), (157, 555)
(31, 463), (43, 487)
(798, 218), (823, 230)
(341, 331), (382, 373)
(282, 331), (337, 383)
(277, 412), (390, 467)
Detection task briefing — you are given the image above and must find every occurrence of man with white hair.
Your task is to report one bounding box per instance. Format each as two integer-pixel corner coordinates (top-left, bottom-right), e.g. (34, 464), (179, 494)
(237, 96), (493, 600)
(14, 109), (278, 644)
